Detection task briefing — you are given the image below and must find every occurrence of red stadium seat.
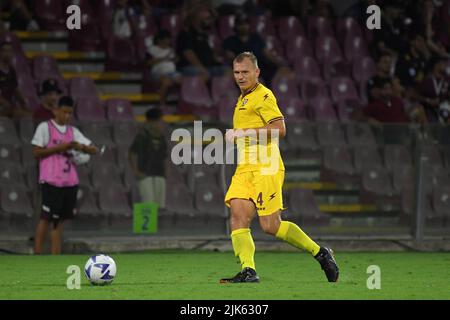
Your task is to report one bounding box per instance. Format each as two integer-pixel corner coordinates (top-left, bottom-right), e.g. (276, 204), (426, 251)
(194, 183), (225, 217)
(32, 55), (59, 79)
(317, 123), (346, 147)
(278, 97), (307, 121)
(0, 163), (26, 188)
(346, 123), (377, 147)
(98, 185), (132, 218)
(217, 96), (236, 124)
(287, 188), (329, 225)
(165, 182), (196, 217)
(0, 118), (21, 146)
(0, 144), (21, 165)
(352, 56), (376, 84)
(178, 76), (214, 117)
(384, 145), (412, 172)
(91, 162), (124, 191)
(271, 75), (300, 101)
(336, 17), (363, 45)
(286, 122), (319, 150)
(322, 57), (352, 82)
(112, 122), (140, 147)
(105, 36), (139, 72)
(250, 15), (276, 36)
(211, 75), (239, 104)
(105, 99), (134, 122)
(353, 146), (383, 173)
(80, 123), (115, 147)
(11, 54), (31, 76)
(218, 15), (236, 40)
(0, 185), (34, 219)
(308, 16), (334, 39)
(300, 78), (329, 103)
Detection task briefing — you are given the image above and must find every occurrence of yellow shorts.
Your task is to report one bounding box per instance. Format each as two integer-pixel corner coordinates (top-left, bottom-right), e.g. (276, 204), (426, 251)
(224, 170), (285, 216)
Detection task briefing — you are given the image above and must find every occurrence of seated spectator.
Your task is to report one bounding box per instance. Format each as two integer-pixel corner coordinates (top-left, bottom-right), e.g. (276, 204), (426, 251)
(146, 29), (180, 106)
(33, 79), (62, 122)
(367, 53), (403, 102)
(0, 39), (31, 118)
(418, 56), (450, 123)
(422, 0), (450, 59)
(222, 12), (291, 85)
(8, 0), (40, 31)
(363, 79), (410, 123)
(112, 0), (136, 38)
(176, 6), (227, 80)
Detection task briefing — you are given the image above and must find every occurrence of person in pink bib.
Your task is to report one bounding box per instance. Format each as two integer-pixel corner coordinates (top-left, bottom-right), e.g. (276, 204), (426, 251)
(31, 96), (98, 254)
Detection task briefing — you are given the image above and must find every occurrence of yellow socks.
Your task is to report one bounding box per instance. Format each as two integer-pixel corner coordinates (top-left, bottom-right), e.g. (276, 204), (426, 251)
(275, 221), (320, 256)
(231, 228), (256, 270)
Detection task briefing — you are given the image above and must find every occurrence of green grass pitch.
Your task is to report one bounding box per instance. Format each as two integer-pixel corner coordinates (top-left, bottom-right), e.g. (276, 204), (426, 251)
(0, 251), (449, 300)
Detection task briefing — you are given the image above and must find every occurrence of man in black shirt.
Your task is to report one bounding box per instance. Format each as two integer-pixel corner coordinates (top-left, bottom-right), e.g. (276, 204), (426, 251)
(129, 108), (168, 208)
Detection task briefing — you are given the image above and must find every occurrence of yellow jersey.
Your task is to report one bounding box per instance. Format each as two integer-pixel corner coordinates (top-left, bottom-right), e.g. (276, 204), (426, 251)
(232, 82), (285, 175)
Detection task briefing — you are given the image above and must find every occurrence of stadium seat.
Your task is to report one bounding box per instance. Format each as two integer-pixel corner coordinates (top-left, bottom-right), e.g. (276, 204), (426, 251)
(0, 144), (21, 165)
(353, 146), (383, 173)
(322, 57), (352, 82)
(321, 146), (359, 189)
(381, 124), (416, 145)
(160, 13), (182, 38)
(178, 76), (214, 117)
(277, 16), (305, 43)
(1, 32), (26, 57)
(286, 122), (319, 150)
(287, 188), (329, 226)
(0, 185), (34, 219)
(384, 145), (412, 172)
(68, 14), (104, 52)
(271, 75), (300, 101)
(277, 97), (307, 121)
(315, 36), (343, 64)
(308, 16), (334, 39)
(422, 165), (450, 194)
(75, 97), (106, 122)
(186, 164), (219, 192)
(105, 36), (139, 72)
(19, 117), (35, 144)
(217, 96), (235, 122)
(211, 75), (239, 104)
(352, 56), (376, 84)
(346, 123), (377, 147)
(218, 15), (236, 40)
(32, 55), (59, 79)
(336, 99), (361, 122)
(0, 118), (21, 146)
(24, 164), (38, 191)
(431, 185), (450, 218)
(35, 0), (66, 31)
(104, 99), (134, 122)
(17, 75), (38, 102)
(330, 77), (359, 104)
(423, 124), (450, 145)
(361, 165), (398, 210)
(79, 123), (115, 147)
(194, 183), (225, 217)
(300, 78), (329, 103)
(69, 77), (99, 100)
(76, 186), (102, 218)
(250, 15), (276, 36)
(23, 94), (41, 112)
(89, 144), (118, 169)
(286, 36), (314, 66)
(344, 35), (370, 62)
(309, 97), (338, 123)
(21, 145), (36, 169)
(11, 54), (31, 76)
(420, 145), (444, 168)
(317, 123), (347, 147)
(98, 185), (132, 218)
(165, 182), (196, 217)
(392, 164), (414, 193)
(91, 162), (124, 190)
(264, 35), (285, 60)
(336, 17), (363, 45)
(112, 122), (139, 147)
(442, 146), (450, 168)
(76, 164), (91, 189)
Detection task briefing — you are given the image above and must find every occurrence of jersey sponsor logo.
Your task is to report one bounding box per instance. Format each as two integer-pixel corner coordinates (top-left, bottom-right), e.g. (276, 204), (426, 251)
(269, 192), (276, 201)
(263, 93), (269, 101)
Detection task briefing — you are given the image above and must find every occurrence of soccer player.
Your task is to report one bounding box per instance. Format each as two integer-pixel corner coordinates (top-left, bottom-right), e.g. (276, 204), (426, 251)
(221, 52), (339, 283)
(31, 96), (98, 254)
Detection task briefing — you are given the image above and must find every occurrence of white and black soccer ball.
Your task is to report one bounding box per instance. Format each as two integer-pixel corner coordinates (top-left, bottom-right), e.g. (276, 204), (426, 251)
(68, 150), (91, 165)
(84, 254), (117, 285)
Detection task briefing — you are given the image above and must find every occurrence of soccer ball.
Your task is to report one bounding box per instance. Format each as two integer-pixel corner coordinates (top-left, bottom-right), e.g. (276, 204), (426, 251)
(84, 254), (117, 285)
(68, 150), (90, 165)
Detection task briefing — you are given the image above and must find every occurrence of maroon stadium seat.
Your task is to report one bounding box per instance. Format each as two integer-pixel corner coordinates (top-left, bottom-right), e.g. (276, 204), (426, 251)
(286, 122), (318, 150)
(0, 185), (34, 218)
(0, 118), (21, 146)
(392, 164), (414, 193)
(286, 36), (313, 66)
(431, 185), (450, 218)
(218, 15), (236, 39)
(75, 186), (102, 218)
(344, 35), (370, 62)
(105, 99), (134, 122)
(317, 123), (346, 146)
(315, 36), (343, 64)
(346, 123), (377, 147)
(218, 96), (236, 124)
(300, 78), (329, 103)
(321, 146), (358, 189)
(160, 13), (182, 38)
(11, 54), (31, 76)
(91, 162), (124, 190)
(352, 56), (376, 84)
(336, 17), (363, 45)
(211, 75), (239, 104)
(75, 97), (106, 123)
(322, 57), (352, 82)
(165, 182), (196, 217)
(35, 0), (65, 31)
(310, 96), (338, 123)
(69, 77), (99, 100)
(194, 183), (225, 217)
(330, 76), (359, 104)
(384, 145), (412, 172)
(112, 122), (139, 147)
(32, 55), (60, 78)
(278, 97), (307, 121)
(271, 75), (300, 101)
(98, 185), (132, 218)
(0, 144), (21, 165)
(250, 15), (276, 36)
(0, 163), (26, 188)
(361, 165), (397, 207)
(178, 76), (214, 117)
(105, 36), (139, 72)
(19, 117), (35, 144)
(186, 164), (219, 192)
(308, 16), (334, 39)
(353, 146), (383, 173)
(287, 188), (329, 225)
(80, 123), (115, 147)
(277, 16), (305, 43)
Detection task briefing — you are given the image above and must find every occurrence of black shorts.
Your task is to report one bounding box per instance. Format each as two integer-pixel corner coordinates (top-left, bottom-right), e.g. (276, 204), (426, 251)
(41, 183), (78, 221)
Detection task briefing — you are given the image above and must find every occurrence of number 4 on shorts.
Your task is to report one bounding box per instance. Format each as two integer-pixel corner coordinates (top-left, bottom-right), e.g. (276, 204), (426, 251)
(257, 192), (263, 206)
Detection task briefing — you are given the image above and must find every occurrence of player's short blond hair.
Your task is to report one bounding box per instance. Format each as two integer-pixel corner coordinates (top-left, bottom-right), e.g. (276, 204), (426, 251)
(233, 51), (259, 69)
